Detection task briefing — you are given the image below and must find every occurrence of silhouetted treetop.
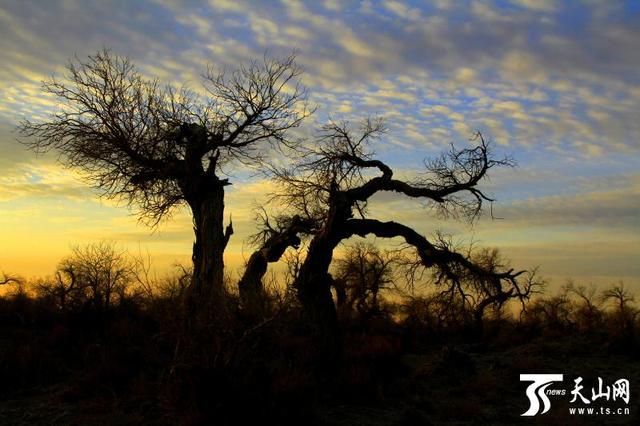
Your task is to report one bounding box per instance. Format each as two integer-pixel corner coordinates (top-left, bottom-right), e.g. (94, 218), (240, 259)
(19, 49), (311, 224)
(19, 49), (312, 318)
(271, 119), (514, 225)
(18, 50), (534, 342)
(255, 118), (530, 342)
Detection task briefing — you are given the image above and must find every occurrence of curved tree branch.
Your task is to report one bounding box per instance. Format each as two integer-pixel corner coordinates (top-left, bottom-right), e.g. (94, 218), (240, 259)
(0, 272), (22, 286)
(342, 218), (536, 316)
(238, 215), (316, 316)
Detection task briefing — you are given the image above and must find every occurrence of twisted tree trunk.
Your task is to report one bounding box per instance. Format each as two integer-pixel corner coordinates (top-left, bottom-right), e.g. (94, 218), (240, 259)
(238, 215), (314, 319)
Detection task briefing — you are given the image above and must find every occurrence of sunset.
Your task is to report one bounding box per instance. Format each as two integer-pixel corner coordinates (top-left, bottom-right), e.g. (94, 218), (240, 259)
(1, 1), (639, 424)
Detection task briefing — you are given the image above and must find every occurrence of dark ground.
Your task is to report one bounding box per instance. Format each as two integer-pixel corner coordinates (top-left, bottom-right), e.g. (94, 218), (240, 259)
(1, 318), (638, 425)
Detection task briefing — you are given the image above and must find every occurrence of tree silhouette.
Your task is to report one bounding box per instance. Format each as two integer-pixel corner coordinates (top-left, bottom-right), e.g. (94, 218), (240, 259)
(238, 211), (314, 317)
(38, 242), (134, 311)
(434, 246), (542, 331)
(19, 50), (311, 319)
(564, 280), (602, 332)
(18, 50), (535, 344)
(0, 272), (22, 286)
(332, 242), (395, 319)
(601, 282), (638, 332)
(602, 282), (635, 314)
(268, 119), (534, 339)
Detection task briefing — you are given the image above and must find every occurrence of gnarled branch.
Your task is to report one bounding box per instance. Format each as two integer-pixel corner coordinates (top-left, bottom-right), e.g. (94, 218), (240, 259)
(342, 218), (539, 317)
(238, 214), (316, 316)
(0, 272), (22, 286)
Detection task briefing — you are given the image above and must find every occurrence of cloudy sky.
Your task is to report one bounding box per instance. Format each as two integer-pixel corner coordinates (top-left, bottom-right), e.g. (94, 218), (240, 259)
(0, 0), (638, 289)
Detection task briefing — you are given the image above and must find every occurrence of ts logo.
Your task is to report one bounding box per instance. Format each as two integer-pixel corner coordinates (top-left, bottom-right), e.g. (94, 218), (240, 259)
(520, 374), (564, 416)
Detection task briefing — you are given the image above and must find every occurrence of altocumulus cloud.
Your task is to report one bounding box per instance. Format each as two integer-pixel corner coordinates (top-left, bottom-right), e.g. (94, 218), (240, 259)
(0, 0), (638, 285)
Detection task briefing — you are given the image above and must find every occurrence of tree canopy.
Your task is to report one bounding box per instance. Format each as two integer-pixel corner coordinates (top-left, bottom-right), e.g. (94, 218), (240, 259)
(19, 50), (312, 317)
(19, 50), (311, 224)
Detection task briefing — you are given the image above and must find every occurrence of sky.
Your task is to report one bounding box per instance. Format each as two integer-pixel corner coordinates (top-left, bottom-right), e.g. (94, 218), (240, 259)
(0, 0), (639, 290)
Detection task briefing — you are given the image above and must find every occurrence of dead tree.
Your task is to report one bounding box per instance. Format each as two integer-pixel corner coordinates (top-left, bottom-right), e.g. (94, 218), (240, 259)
(332, 242), (395, 319)
(438, 246), (542, 331)
(37, 261), (80, 310)
(19, 50), (311, 320)
(601, 282), (637, 332)
(602, 282), (635, 315)
(271, 118), (534, 341)
(238, 212), (315, 317)
(38, 242), (134, 312)
(564, 280), (602, 332)
(0, 272), (22, 286)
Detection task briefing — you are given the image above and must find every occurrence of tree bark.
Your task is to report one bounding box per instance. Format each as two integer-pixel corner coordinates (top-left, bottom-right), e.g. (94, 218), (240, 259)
(238, 215), (313, 319)
(295, 234), (339, 338)
(185, 183), (232, 323)
(238, 250), (269, 318)
(293, 199), (349, 353)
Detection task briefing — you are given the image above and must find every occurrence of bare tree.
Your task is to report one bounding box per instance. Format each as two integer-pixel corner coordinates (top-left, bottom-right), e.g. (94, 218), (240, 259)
(282, 246), (306, 289)
(156, 263), (192, 301)
(524, 286), (574, 331)
(130, 248), (157, 300)
(564, 280), (602, 332)
(38, 242), (134, 311)
(268, 119), (532, 340)
(400, 292), (473, 333)
(37, 260), (81, 310)
(332, 242), (395, 319)
(0, 272), (22, 287)
(19, 50), (311, 319)
(451, 247), (542, 330)
(601, 281), (637, 332)
(238, 211), (315, 317)
(602, 282), (635, 314)
(398, 246), (543, 332)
